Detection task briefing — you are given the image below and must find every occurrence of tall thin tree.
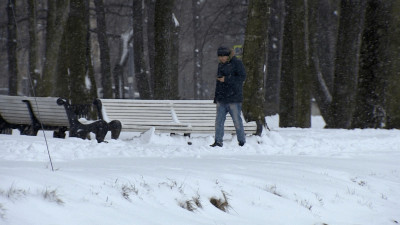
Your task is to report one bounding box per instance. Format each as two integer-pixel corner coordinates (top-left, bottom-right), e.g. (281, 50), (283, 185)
(192, 0), (203, 99)
(146, 0), (156, 93)
(154, 0), (179, 99)
(133, 0), (152, 99)
(85, 0), (98, 103)
(28, 0), (39, 96)
(7, 0), (18, 96)
(94, 0), (113, 99)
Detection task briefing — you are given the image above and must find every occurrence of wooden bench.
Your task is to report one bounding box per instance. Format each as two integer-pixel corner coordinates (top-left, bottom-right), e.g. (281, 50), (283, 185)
(94, 99), (258, 135)
(0, 95), (121, 142)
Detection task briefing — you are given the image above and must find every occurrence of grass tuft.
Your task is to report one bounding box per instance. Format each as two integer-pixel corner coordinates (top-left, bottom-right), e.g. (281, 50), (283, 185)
(0, 203), (6, 219)
(265, 184), (282, 197)
(4, 185), (27, 200)
(178, 195), (202, 212)
(210, 191), (230, 212)
(121, 184), (138, 201)
(42, 188), (64, 205)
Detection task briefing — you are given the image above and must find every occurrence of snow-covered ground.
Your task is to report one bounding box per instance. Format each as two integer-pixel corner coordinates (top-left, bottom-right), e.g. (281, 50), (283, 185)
(0, 115), (399, 225)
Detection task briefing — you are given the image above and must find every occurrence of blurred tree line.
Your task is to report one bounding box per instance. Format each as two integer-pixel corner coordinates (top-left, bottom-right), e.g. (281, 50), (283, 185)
(1, 0), (400, 129)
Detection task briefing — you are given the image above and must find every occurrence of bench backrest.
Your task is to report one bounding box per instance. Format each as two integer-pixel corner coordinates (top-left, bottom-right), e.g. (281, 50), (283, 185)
(0, 95), (32, 125)
(98, 99), (257, 134)
(25, 97), (70, 127)
(98, 99), (176, 124)
(0, 95), (70, 128)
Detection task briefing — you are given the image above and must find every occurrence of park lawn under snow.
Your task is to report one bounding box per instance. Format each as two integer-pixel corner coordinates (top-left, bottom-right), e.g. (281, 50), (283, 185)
(0, 115), (399, 225)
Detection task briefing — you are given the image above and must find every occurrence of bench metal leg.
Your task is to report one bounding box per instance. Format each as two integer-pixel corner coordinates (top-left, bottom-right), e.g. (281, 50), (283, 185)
(0, 127), (12, 135)
(93, 98), (122, 140)
(20, 125), (39, 136)
(91, 120), (109, 143)
(108, 120), (122, 139)
(53, 127), (67, 138)
(69, 120), (109, 143)
(0, 116), (13, 134)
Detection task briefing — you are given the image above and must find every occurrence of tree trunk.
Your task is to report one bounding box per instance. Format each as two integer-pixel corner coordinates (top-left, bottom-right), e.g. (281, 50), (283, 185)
(352, 0), (390, 129)
(327, 0), (367, 128)
(27, 0), (39, 96)
(38, 0), (70, 97)
(242, 0), (270, 134)
(54, 31), (70, 98)
(279, 0), (312, 128)
(265, 0), (284, 116)
(385, 0), (400, 128)
(65, 0), (92, 104)
(94, 0), (113, 99)
(133, 0), (152, 99)
(85, 0), (98, 103)
(7, 0), (18, 96)
(154, 0), (179, 99)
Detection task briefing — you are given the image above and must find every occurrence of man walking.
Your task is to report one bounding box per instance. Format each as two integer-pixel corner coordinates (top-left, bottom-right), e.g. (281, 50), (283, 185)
(210, 46), (247, 147)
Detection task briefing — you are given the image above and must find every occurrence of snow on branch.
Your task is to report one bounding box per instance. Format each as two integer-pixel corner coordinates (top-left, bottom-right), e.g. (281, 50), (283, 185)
(172, 13), (179, 27)
(120, 29), (133, 65)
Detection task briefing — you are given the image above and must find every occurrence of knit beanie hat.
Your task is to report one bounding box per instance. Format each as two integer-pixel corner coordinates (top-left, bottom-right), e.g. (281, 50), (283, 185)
(217, 46), (231, 56)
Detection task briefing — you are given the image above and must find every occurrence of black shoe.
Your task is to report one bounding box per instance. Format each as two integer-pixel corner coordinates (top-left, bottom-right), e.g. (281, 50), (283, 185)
(238, 141), (245, 147)
(210, 142), (223, 147)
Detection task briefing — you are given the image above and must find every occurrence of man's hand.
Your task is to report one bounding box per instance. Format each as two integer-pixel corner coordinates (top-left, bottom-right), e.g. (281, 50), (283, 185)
(217, 76), (225, 82)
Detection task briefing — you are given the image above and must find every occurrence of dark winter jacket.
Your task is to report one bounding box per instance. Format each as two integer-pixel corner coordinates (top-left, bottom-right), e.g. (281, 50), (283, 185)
(214, 56), (246, 103)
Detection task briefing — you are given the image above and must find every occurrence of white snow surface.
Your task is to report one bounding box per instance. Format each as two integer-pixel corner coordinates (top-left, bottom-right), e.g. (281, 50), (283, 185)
(0, 115), (399, 225)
